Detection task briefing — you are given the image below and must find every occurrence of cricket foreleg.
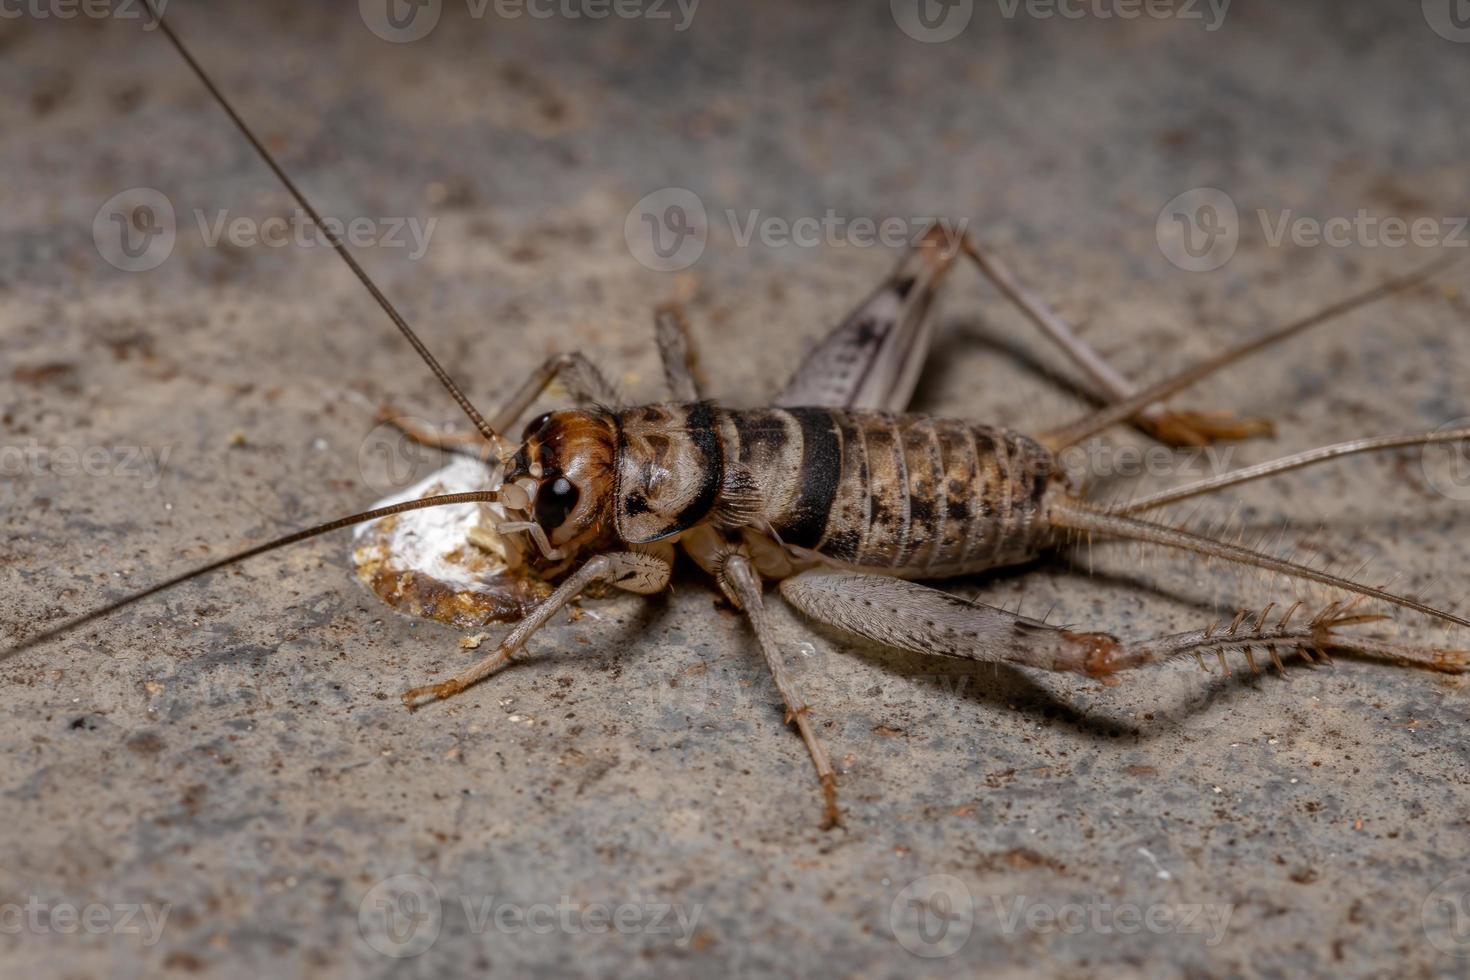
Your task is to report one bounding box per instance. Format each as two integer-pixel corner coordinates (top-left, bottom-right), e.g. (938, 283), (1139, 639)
(401, 549), (671, 708)
(379, 352), (622, 459)
(778, 571), (1465, 679)
(959, 238), (1272, 447)
(719, 553), (843, 829)
(653, 302), (706, 401)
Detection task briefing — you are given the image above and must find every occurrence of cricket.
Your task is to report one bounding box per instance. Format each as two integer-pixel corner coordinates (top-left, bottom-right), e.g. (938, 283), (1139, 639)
(6, 3), (1469, 834)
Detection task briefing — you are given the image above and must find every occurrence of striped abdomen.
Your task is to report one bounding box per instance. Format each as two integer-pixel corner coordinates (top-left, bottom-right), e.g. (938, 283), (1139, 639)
(718, 407), (1060, 577)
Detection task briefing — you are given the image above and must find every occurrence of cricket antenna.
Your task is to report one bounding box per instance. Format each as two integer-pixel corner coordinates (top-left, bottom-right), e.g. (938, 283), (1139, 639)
(140, 0), (505, 456)
(1050, 500), (1470, 630)
(0, 492), (501, 665)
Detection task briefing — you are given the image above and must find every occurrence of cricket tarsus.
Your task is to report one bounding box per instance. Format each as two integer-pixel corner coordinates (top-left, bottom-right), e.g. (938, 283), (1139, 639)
(0, 492), (499, 664)
(139, 0), (503, 452)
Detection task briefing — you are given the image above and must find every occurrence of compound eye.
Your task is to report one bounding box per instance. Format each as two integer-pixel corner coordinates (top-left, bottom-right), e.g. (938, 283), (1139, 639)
(534, 476), (580, 530)
(521, 412), (554, 443)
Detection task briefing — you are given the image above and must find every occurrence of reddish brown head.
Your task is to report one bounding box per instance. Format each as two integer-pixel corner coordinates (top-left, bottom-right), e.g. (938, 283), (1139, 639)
(503, 409), (618, 556)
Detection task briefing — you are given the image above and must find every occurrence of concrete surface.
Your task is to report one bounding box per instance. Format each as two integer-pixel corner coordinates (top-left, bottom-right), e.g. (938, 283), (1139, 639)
(3, 1), (1470, 976)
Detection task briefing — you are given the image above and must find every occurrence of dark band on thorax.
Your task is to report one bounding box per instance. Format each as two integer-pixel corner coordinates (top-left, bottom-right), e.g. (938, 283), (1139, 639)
(777, 407), (842, 548)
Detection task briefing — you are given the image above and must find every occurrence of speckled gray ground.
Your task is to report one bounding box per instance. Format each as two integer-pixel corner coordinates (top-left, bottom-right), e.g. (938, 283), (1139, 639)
(4, 1), (1470, 977)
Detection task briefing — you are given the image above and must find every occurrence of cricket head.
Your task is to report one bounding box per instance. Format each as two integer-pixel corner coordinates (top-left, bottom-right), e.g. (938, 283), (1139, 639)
(500, 409), (619, 559)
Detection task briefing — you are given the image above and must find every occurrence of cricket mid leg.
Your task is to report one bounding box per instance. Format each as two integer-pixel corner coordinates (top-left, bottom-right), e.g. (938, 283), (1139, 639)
(779, 571), (1466, 680)
(959, 237), (1272, 447)
(719, 553), (843, 830)
(380, 352), (623, 458)
(401, 548), (672, 708)
(653, 302), (706, 401)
